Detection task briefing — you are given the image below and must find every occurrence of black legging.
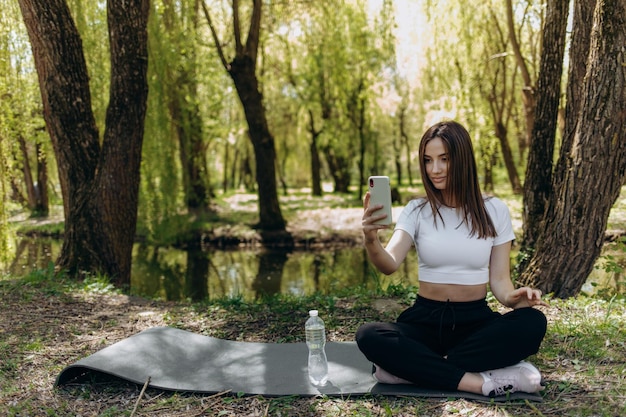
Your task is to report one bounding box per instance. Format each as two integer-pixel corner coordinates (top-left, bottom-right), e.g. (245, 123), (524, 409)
(355, 295), (547, 390)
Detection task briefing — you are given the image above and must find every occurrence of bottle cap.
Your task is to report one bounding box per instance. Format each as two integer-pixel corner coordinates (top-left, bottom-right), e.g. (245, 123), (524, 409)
(309, 310), (318, 317)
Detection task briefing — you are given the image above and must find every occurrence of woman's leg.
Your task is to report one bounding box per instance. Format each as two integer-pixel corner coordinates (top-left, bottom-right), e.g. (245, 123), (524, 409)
(446, 307), (547, 372)
(355, 321), (466, 390)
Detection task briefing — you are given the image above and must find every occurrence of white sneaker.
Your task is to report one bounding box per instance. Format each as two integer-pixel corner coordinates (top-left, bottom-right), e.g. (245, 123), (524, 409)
(480, 361), (543, 397)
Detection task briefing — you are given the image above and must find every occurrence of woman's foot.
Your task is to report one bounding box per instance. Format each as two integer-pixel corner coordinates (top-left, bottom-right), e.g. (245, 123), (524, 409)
(480, 361), (544, 397)
(372, 364), (412, 384)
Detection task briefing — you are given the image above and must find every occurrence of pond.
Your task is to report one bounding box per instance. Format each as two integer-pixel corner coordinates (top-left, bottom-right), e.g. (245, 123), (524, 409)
(3, 237), (623, 301)
(4, 238), (419, 301)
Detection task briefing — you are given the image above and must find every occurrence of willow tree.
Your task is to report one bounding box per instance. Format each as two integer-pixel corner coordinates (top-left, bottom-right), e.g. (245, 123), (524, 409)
(279, 1), (346, 196)
(159, 0), (212, 213)
(0, 75), (8, 263)
(0, 0), (18, 261)
(420, 0), (536, 194)
(0, 0), (49, 217)
(477, 5), (525, 194)
(201, 0), (285, 231)
(279, 0), (395, 197)
(518, 0), (626, 298)
(18, 0), (150, 285)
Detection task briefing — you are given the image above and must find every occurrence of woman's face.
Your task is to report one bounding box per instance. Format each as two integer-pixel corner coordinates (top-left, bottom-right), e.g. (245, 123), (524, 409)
(424, 137), (448, 191)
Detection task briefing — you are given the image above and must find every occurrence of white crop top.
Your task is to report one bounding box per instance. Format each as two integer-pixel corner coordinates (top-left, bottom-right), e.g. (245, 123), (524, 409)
(394, 197), (515, 285)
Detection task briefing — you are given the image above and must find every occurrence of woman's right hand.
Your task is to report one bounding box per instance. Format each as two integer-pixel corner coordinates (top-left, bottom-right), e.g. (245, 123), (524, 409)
(362, 192), (390, 244)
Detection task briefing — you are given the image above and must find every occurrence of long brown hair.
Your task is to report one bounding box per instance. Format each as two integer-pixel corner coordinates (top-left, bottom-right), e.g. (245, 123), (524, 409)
(418, 120), (496, 239)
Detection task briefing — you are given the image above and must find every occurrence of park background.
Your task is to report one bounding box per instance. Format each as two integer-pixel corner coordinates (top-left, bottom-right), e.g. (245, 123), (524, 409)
(1, 0), (625, 415)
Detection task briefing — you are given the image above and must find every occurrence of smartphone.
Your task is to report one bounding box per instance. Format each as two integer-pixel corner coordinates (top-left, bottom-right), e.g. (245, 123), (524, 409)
(368, 176), (392, 225)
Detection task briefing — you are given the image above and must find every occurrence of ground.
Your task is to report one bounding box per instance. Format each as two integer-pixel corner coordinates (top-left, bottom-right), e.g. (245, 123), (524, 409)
(2, 276), (624, 417)
(2, 197), (625, 416)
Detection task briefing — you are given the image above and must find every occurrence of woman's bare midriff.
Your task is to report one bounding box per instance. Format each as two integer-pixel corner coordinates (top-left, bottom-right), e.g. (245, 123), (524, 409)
(418, 281), (487, 302)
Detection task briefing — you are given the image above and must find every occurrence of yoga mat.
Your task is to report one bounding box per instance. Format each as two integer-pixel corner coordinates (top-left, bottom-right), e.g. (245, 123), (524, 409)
(55, 327), (542, 402)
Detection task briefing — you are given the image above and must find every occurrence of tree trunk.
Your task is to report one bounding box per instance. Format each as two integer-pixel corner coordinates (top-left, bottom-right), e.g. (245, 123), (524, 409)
(201, 0), (286, 232)
(18, 0), (100, 222)
(397, 103), (410, 186)
(17, 134), (49, 216)
(322, 146), (351, 193)
(494, 122), (522, 194)
(18, 0), (149, 285)
(163, 0), (211, 213)
(518, 0), (626, 298)
(170, 78), (210, 212)
(229, 55), (285, 230)
(552, 0), (596, 190)
(308, 110), (323, 197)
(34, 141), (49, 215)
(95, 0), (149, 284)
(521, 0), (570, 250)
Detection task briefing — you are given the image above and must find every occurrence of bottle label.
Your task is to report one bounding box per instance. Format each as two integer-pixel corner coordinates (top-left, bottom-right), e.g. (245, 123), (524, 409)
(308, 342), (323, 350)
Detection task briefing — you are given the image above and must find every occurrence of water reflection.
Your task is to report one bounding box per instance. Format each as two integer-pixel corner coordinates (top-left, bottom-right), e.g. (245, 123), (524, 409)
(6, 238), (57, 274)
(128, 243), (420, 301)
(4, 237), (622, 301)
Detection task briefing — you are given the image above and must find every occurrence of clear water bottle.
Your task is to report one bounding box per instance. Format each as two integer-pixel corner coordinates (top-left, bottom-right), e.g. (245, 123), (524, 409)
(305, 309), (328, 386)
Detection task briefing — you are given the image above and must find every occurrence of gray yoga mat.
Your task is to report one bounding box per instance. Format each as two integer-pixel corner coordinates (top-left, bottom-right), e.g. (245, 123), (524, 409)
(55, 326), (542, 402)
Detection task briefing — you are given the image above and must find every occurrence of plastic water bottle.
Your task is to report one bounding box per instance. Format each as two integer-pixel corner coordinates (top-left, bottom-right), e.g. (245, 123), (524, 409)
(305, 310), (328, 386)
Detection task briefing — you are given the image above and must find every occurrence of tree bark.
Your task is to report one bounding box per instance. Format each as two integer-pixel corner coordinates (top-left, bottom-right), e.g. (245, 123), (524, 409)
(521, 0), (570, 250)
(95, 0), (149, 284)
(518, 0), (626, 298)
(18, 0), (149, 285)
(18, 0), (100, 222)
(552, 0), (596, 190)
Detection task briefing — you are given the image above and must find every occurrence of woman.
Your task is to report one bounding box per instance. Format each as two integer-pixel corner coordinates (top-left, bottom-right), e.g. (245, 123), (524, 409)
(357, 120), (547, 397)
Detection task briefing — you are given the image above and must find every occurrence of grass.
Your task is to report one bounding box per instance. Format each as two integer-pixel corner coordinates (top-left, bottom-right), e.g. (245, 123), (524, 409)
(1, 268), (625, 416)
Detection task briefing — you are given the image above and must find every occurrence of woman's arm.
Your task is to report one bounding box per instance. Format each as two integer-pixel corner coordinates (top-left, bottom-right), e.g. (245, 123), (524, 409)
(362, 192), (413, 275)
(489, 242), (548, 309)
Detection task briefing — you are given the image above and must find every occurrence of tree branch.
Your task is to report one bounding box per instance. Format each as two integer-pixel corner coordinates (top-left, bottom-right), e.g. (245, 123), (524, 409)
(200, 0), (230, 70)
(246, 0), (262, 64)
(233, 0), (242, 54)
(505, 0), (532, 87)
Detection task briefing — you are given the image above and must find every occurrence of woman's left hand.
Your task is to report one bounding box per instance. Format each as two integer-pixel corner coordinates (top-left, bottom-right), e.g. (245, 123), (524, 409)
(506, 287), (549, 309)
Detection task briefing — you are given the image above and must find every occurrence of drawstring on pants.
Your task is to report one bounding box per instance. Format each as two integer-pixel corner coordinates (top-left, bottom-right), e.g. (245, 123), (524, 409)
(436, 299), (457, 347)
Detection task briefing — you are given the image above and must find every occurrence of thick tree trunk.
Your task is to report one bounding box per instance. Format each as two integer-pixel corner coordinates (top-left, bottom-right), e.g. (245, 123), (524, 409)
(229, 55), (285, 230)
(19, 0), (149, 285)
(552, 0), (596, 189)
(18, 0), (100, 221)
(521, 0), (570, 251)
(18, 0), (102, 268)
(95, 0), (149, 284)
(518, 0), (626, 298)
